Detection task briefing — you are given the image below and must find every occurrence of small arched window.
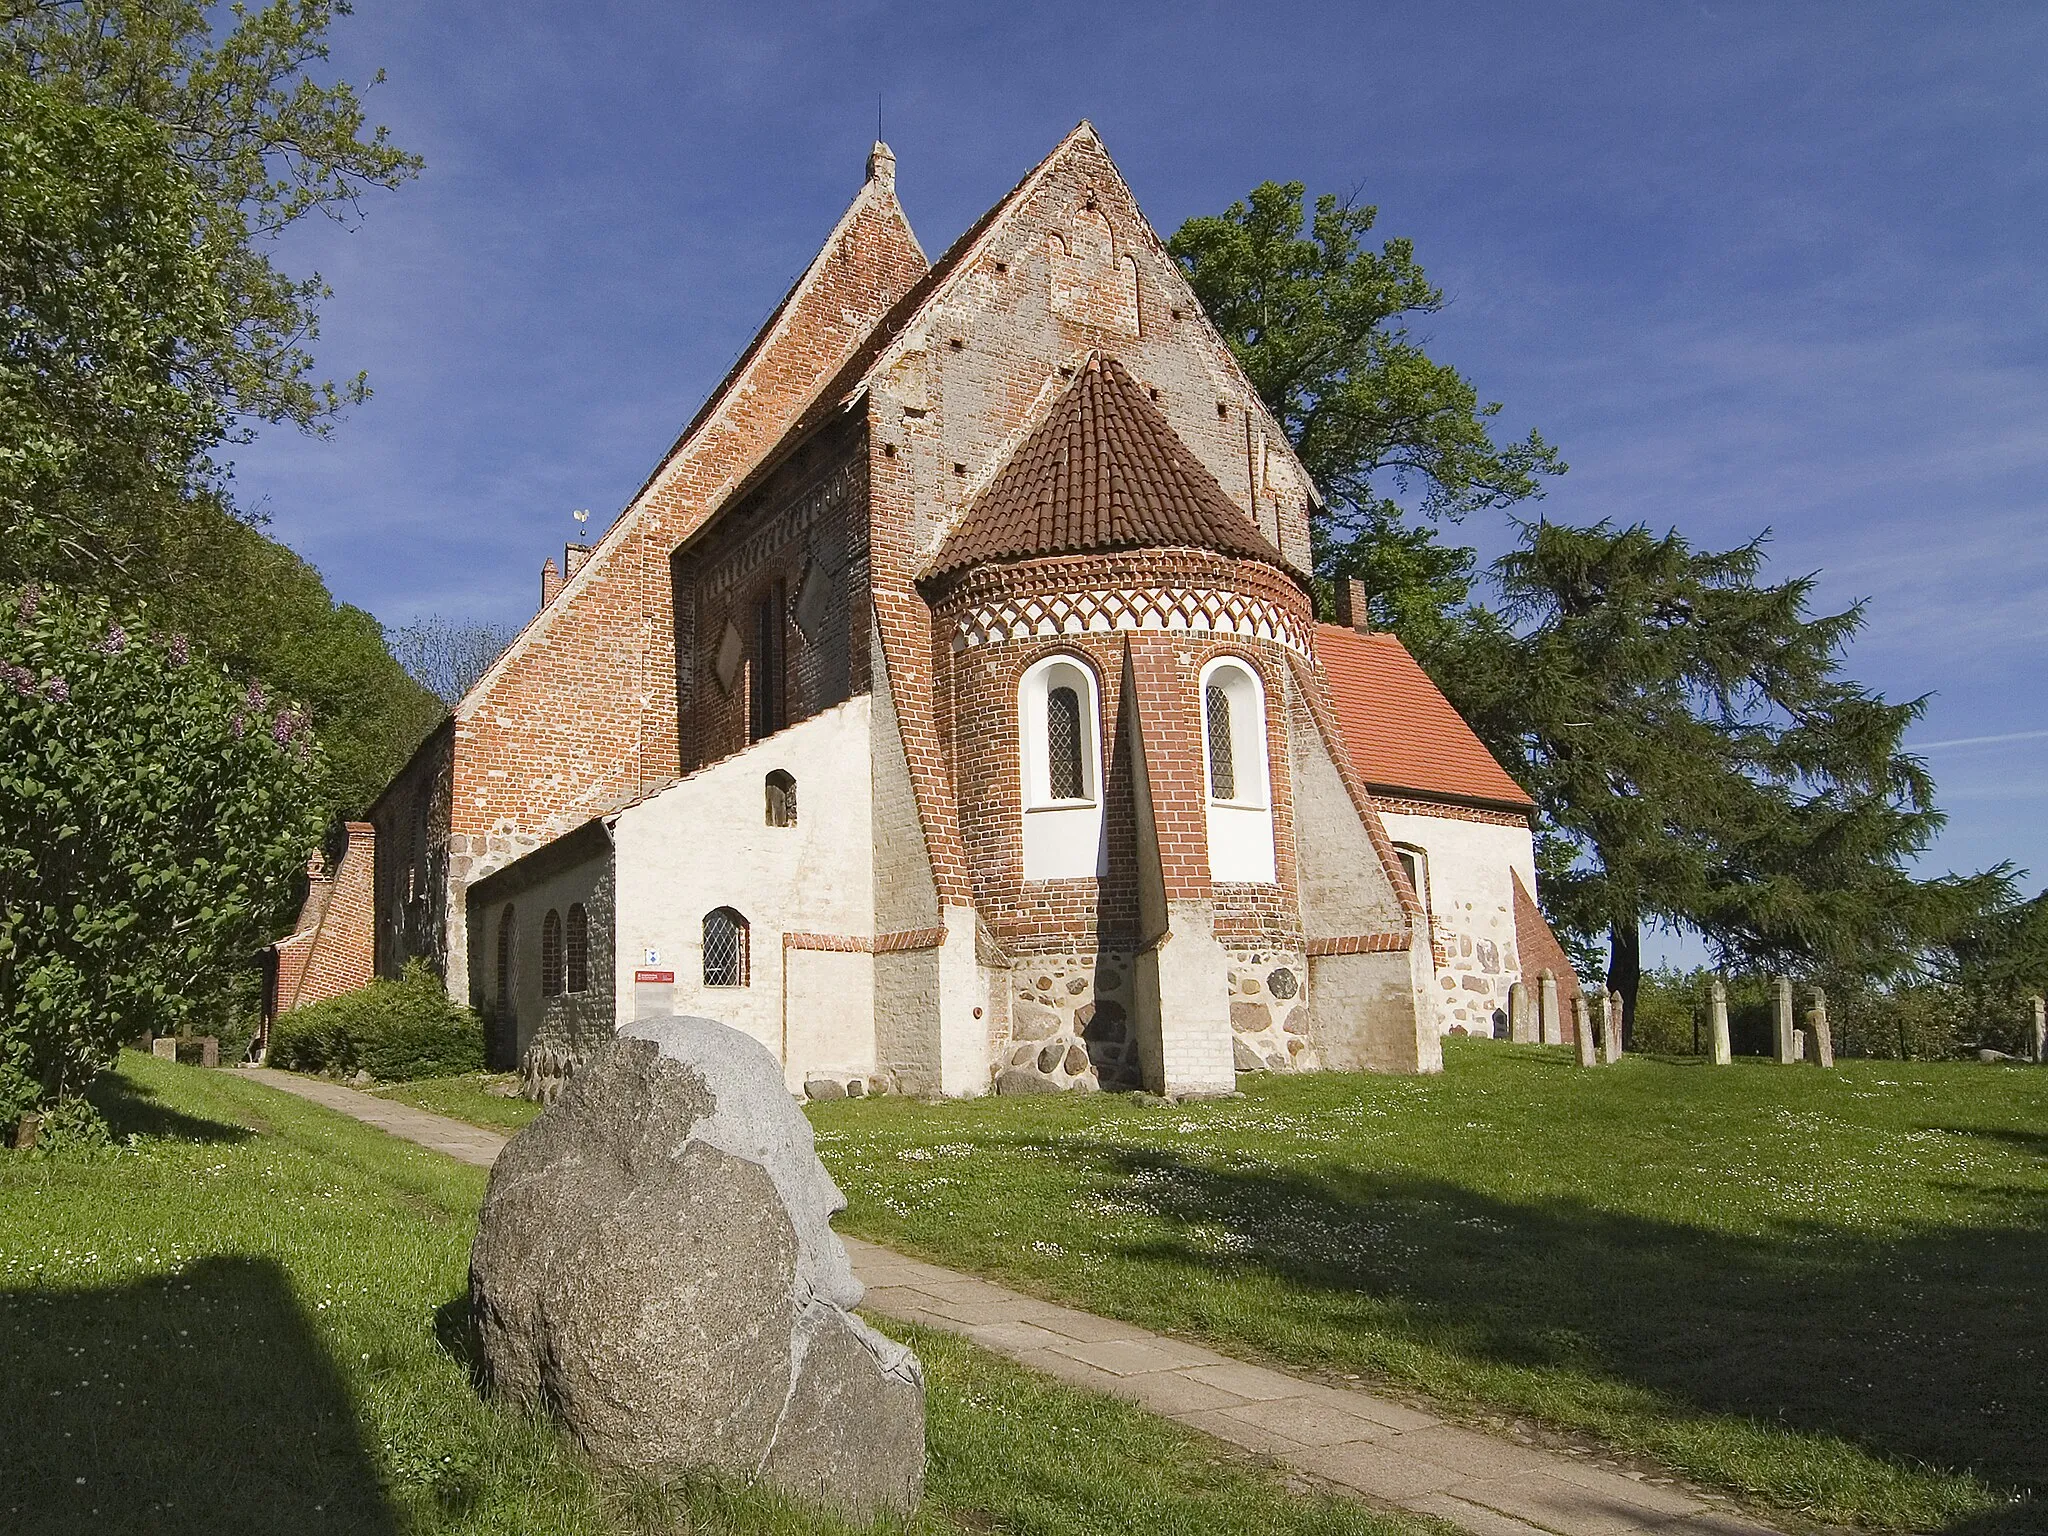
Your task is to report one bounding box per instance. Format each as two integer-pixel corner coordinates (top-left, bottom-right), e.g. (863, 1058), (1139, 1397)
(704, 907), (750, 987)
(1395, 845), (1429, 912)
(1018, 655), (1106, 880)
(566, 903), (589, 993)
(1200, 657), (1276, 882)
(765, 770), (797, 828)
(496, 904), (516, 1018)
(541, 909), (564, 997)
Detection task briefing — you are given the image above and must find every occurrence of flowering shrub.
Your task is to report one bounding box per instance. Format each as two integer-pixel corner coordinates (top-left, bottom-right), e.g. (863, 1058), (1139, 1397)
(0, 587), (325, 1122)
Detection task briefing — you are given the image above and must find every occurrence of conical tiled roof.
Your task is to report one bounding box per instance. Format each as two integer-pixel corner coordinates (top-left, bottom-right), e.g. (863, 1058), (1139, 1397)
(927, 356), (1290, 579)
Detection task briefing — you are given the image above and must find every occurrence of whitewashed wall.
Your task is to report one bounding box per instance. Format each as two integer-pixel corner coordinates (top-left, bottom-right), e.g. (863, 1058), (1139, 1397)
(612, 697), (877, 1088)
(1377, 809), (1537, 1036)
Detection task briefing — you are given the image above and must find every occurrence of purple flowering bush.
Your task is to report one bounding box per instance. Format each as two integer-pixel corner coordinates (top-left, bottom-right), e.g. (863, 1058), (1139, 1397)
(1, 587), (325, 1122)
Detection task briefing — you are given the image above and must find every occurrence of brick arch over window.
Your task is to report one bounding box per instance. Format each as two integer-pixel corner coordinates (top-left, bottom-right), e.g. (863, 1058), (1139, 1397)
(1200, 655), (1276, 883)
(1017, 652), (1104, 880)
(566, 903), (589, 993)
(541, 909), (564, 998)
(703, 907), (749, 988)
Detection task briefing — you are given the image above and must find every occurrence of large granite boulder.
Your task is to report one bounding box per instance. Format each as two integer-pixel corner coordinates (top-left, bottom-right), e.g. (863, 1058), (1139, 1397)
(469, 1014), (924, 1515)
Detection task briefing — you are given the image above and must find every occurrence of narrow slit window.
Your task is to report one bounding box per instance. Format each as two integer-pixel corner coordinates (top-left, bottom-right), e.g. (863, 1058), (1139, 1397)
(541, 909), (564, 997)
(496, 904), (515, 1017)
(566, 903), (589, 993)
(703, 907), (749, 987)
(1047, 685), (1084, 800)
(1205, 683), (1236, 801)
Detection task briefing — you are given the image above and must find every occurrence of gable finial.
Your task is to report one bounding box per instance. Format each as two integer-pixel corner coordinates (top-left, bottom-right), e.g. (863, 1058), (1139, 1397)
(867, 137), (895, 191)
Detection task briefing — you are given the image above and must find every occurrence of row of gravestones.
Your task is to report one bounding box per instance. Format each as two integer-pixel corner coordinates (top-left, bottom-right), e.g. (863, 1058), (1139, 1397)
(1505, 976), (2048, 1066)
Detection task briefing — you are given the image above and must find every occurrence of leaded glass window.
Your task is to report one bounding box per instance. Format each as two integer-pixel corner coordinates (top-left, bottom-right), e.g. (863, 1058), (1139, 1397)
(1206, 683), (1236, 801)
(1047, 685), (1084, 799)
(704, 908), (749, 987)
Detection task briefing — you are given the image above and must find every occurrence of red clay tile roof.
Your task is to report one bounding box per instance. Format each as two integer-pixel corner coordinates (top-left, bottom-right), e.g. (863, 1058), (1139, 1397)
(928, 356), (1289, 578)
(1317, 622), (1535, 811)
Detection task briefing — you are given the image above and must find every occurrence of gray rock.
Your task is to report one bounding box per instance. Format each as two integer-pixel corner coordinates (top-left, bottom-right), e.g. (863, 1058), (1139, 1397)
(469, 1015), (923, 1516)
(1063, 1043), (1088, 1075)
(1233, 1037), (1264, 1071)
(1266, 967), (1299, 1000)
(803, 1077), (846, 1101)
(1036, 1040), (1063, 1074)
(995, 1066), (1062, 1095)
(1011, 997), (1062, 1040)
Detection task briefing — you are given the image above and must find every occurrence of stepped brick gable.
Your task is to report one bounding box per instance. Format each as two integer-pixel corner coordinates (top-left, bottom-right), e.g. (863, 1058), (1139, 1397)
(356, 127), (1563, 1095)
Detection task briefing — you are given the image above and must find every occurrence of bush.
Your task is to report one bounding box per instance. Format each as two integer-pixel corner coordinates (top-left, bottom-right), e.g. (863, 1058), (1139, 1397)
(269, 961), (482, 1081)
(1, 586), (326, 1122)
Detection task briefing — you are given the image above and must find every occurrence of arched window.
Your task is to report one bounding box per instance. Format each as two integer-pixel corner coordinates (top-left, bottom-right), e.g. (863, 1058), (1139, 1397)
(703, 907), (750, 987)
(765, 770), (797, 828)
(1200, 657), (1276, 882)
(496, 904), (516, 1018)
(566, 903), (589, 993)
(1018, 654), (1105, 880)
(541, 909), (564, 997)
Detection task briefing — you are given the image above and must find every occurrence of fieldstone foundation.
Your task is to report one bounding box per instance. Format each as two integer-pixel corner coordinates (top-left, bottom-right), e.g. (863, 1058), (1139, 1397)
(993, 952), (1138, 1092)
(1226, 950), (1315, 1072)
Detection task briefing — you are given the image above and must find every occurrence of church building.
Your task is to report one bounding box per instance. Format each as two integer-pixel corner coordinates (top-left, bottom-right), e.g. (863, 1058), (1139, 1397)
(365, 124), (1575, 1098)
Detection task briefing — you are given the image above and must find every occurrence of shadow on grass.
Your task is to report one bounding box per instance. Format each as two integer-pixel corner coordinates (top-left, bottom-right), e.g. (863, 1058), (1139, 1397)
(1042, 1139), (2046, 1527)
(0, 1255), (398, 1535)
(432, 1293), (485, 1392)
(86, 1070), (254, 1146)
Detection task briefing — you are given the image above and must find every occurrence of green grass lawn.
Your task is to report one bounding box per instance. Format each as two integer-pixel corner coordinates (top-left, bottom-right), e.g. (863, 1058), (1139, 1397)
(370, 1073), (541, 1136)
(0, 1054), (1426, 1536)
(811, 1042), (2048, 1534)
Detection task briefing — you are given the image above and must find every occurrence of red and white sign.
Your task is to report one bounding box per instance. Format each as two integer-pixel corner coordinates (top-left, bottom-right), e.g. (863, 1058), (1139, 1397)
(634, 970), (674, 984)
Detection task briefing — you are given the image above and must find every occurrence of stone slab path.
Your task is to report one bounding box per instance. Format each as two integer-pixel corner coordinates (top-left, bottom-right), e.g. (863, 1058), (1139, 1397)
(239, 1067), (1776, 1536)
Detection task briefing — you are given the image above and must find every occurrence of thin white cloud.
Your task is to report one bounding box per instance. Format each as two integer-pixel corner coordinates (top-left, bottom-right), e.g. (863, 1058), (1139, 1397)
(1913, 729), (2048, 752)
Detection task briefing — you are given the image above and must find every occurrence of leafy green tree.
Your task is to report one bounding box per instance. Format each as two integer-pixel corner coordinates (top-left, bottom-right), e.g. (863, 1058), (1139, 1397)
(0, 585), (326, 1122)
(1, 0), (420, 433)
(1, 10), (437, 810)
(1447, 519), (2001, 1038)
(1170, 181), (1563, 636)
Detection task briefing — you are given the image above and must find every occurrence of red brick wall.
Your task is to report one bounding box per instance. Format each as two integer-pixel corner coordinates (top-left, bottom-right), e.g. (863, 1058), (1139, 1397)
(927, 549), (1313, 959)
(285, 822), (377, 1009)
(443, 185), (925, 874)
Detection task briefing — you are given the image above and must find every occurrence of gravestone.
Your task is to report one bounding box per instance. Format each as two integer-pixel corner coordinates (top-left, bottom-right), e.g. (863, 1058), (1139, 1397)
(1790, 1027), (1807, 1062)
(1807, 989), (1834, 1068)
(1708, 977), (1732, 1065)
(150, 1038), (176, 1061)
(1602, 992), (1624, 1064)
(470, 1015), (925, 1515)
(1773, 976), (1798, 1064)
(1538, 969), (1562, 1045)
(1574, 997), (1597, 1067)
(1508, 982), (1534, 1043)
(2030, 996), (2045, 1064)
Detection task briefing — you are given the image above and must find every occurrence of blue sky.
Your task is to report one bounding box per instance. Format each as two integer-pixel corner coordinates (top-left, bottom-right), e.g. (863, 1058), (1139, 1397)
(233, 2), (2048, 907)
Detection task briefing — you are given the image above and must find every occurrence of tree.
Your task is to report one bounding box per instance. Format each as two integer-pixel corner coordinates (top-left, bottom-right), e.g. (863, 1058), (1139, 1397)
(0, 585), (326, 1123)
(1, 10), (437, 812)
(1445, 519), (2000, 1037)
(1170, 181), (1564, 635)
(1, 0), (420, 431)
(387, 615), (516, 708)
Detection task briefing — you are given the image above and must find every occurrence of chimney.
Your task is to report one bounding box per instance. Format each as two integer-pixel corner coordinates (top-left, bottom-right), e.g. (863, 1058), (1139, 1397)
(866, 140), (895, 191)
(1334, 578), (1372, 632)
(541, 556), (562, 609)
(564, 542), (592, 580)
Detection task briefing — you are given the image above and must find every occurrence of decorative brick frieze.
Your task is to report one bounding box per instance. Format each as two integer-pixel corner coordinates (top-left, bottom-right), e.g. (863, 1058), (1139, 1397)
(782, 927), (947, 954)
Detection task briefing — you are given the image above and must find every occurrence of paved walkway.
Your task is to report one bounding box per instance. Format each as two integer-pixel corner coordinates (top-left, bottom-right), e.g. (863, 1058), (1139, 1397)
(240, 1067), (1775, 1536)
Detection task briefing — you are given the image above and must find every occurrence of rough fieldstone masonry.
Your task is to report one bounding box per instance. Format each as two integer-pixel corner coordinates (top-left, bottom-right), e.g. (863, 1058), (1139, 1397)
(345, 125), (1573, 1096)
